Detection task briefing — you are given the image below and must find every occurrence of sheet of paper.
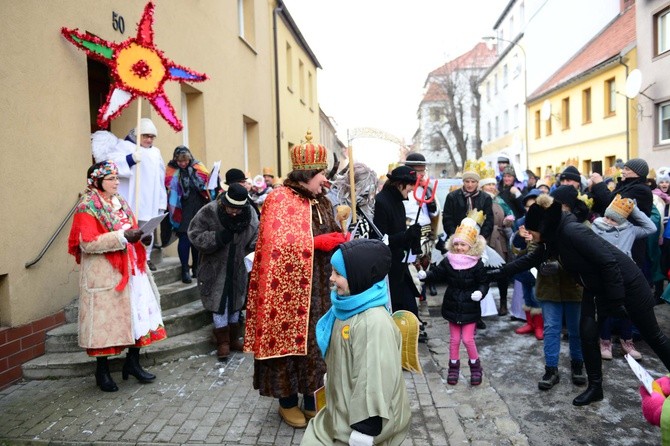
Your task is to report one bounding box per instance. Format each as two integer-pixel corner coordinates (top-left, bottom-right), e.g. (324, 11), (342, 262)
(625, 353), (654, 394)
(139, 213), (167, 235)
(208, 160), (221, 190)
(244, 252), (255, 273)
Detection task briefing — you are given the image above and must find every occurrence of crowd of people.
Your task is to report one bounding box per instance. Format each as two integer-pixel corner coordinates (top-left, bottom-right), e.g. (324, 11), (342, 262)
(70, 120), (670, 442)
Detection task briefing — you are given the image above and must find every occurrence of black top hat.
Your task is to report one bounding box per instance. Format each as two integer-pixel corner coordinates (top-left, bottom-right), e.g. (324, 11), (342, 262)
(220, 183), (249, 208)
(225, 168), (247, 185)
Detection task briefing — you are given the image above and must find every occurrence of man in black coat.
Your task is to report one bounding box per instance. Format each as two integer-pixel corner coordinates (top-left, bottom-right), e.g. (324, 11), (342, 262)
(443, 171), (494, 239)
(490, 193), (670, 407)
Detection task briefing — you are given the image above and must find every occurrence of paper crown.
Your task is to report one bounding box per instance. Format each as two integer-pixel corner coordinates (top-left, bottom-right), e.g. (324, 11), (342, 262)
(454, 217), (480, 246)
(577, 192), (594, 210)
(467, 209), (485, 227)
(290, 131), (328, 171)
(464, 159), (494, 180)
(262, 166), (275, 177)
(606, 194), (634, 220)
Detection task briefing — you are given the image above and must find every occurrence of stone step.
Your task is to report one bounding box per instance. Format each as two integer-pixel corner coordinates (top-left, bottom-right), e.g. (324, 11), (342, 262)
(45, 300), (209, 353)
(22, 325), (215, 380)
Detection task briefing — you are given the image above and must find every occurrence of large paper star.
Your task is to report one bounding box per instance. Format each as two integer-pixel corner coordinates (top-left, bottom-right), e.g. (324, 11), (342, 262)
(62, 1), (208, 131)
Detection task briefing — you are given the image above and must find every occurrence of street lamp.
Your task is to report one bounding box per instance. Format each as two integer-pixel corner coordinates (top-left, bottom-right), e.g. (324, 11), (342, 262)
(481, 35), (529, 172)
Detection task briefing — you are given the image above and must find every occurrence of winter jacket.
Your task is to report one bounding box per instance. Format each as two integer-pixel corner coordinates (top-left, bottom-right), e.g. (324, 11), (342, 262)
(591, 206), (656, 258)
(424, 237), (489, 324)
(591, 177), (653, 217)
(188, 201), (258, 314)
(501, 212), (655, 315)
(442, 189), (494, 239)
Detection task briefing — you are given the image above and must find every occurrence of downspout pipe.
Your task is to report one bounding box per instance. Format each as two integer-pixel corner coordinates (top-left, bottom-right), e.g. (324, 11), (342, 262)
(618, 55), (630, 160)
(273, 1), (283, 177)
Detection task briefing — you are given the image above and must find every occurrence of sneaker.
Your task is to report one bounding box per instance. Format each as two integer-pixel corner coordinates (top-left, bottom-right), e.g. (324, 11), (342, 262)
(476, 319), (487, 330)
(600, 339), (613, 360)
(538, 366), (559, 390)
(620, 339), (642, 360)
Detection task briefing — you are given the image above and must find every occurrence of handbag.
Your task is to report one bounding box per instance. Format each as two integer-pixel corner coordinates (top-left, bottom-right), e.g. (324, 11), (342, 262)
(159, 211), (178, 247)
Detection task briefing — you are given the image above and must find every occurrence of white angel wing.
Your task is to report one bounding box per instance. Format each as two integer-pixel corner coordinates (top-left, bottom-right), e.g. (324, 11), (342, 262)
(483, 245), (505, 268)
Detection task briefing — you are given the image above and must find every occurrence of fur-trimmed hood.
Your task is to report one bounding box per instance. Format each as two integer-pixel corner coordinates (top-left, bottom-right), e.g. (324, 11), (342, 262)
(446, 234), (486, 257)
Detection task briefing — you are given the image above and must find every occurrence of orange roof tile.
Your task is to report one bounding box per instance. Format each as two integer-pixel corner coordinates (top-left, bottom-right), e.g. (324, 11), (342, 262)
(528, 6), (636, 101)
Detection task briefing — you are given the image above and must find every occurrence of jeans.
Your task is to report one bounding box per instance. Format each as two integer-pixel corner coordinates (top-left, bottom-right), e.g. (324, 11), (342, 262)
(599, 317), (633, 341)
(540, 301), (582, 367)
(515, 270), (539, 308)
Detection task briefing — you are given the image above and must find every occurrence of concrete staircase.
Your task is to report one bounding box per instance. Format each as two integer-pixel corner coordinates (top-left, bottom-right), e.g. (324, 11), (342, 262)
(22, 257), (213, 380)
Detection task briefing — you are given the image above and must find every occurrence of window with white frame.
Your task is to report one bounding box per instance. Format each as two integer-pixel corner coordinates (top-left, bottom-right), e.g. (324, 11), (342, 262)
(656, 7), (670, 56)
(659, 101), (670, 144)
(513, 104), (519, 129)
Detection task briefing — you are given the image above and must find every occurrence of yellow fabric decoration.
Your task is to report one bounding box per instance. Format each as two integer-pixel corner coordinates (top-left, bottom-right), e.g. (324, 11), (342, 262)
(392, 310), (422, 373)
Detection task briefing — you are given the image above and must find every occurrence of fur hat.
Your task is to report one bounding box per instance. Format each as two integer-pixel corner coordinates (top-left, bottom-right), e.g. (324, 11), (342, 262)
(453, 217), (480, 247)
(290, 131), (328, 171)
(333, 239), (392, 295)
(404, 152), (427, 167)
(386, 165), (417, 184)
(604, 194), (635, 224)
(219, 183), (249, 208)
(624, 158), (649, 178)
(524, 194), (562, 237)
(559, 165), (581, 183)
(462, 171), (480, 182)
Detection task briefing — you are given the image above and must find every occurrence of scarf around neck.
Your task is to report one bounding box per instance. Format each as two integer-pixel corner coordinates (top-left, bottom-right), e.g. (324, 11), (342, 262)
(316, 279), (389, 358)
(446, 251), (480, 270)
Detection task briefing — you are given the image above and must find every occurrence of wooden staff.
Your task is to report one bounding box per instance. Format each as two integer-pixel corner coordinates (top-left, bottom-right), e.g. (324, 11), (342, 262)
(134, 101), (142, 217)
(347, 146), (357, 223)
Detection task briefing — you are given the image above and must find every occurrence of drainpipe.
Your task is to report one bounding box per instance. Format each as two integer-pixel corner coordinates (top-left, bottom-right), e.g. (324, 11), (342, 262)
(618, 56), (630, 160)
(273, 1), (283, 177)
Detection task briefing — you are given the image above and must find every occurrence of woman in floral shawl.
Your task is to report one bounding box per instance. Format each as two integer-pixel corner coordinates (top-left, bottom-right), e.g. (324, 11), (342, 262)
(165, 146), (210, 283)
(67, 160), (166, 393)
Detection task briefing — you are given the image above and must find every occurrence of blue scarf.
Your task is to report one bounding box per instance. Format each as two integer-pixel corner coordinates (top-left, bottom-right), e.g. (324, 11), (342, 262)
(315, 279), (389, 358)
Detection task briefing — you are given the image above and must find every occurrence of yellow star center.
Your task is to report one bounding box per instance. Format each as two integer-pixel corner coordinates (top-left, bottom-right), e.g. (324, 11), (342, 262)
(116, 43), (166, 94)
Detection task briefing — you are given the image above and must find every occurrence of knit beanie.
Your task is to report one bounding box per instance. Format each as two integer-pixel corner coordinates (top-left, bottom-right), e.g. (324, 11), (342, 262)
(551, 185), (578, 209)
(462, 171), (480, 182)
(604, 194), (635, 224)
(559, 166), (581, 182)
(624, 158), (649, 178)
(330, 249), (346, 279)
(336, 239), (392, 295)
(479, 177), (497, 188)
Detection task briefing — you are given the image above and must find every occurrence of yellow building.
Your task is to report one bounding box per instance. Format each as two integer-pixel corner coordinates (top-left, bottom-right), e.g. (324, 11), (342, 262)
(527, 6), (637, 178)
(0, 0), (322, 387)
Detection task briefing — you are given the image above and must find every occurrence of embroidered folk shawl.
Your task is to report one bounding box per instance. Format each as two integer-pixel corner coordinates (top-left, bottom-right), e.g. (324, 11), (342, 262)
(244, 185), (316, 359)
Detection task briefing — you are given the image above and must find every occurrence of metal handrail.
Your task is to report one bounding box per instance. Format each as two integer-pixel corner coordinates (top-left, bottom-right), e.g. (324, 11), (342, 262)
(25, 195), (81, 268)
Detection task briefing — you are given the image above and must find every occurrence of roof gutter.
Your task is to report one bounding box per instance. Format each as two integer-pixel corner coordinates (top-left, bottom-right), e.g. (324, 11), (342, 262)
(618, 55), (630, 160)
(273, 1), (283, 177)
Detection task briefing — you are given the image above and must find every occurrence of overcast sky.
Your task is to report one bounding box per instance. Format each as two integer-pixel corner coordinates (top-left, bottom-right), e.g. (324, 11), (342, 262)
(283, 0), (509, 147)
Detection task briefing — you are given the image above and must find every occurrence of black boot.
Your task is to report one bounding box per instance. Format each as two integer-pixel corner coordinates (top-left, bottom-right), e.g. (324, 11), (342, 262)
(571, 359), (587, 386)
(181, 265), (192, 284)
(574, 316), (604, 406)
(95, 356), (118, 392)
(122, 347), (156, 383)
(538, 366), (559, 390)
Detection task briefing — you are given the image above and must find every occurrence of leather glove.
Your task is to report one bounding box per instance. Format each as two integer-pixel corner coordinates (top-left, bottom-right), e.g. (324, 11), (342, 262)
(124, 229), (143, 244)
(417, 270), (427, 280)
(349, 430), (374, 446)
(313, 232), (347, 252)
(216, 229), (234, 246)
(141, 234), (152, 246)
(471, 290), (483, 301)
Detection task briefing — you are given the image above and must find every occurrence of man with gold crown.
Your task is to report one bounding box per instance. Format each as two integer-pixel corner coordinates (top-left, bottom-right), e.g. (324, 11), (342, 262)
(244, 131), (346, 429)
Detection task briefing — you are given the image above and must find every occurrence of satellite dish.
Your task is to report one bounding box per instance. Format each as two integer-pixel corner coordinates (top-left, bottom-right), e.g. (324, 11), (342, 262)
(540, 100), (552, 122)
(625, 69), (642, 99)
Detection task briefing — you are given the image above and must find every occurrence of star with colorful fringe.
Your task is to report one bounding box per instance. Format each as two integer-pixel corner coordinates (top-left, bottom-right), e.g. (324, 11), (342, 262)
(61, 1), (208, 131)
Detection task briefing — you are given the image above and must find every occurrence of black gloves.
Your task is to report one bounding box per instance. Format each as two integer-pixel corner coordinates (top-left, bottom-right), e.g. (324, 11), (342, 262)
(215, 229), (234, 246)
(405, 223), (422, 255)
(425, 188), (437, 213)
(140, 235), (152, 246)
(487, 268), (505, 282)
(124, 229), (143, 244)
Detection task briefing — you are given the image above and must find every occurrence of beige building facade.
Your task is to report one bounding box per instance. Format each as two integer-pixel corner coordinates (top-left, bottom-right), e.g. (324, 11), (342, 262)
(0, 0), (321, 333)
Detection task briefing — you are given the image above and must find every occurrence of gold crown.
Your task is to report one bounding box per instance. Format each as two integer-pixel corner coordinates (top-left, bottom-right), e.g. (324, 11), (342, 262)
(454, 217), (480, 246)
(607, 194), (634, 218)
(577, 192), (593, 210)
(290, 131), (328, 171)
(464, 159), (494, 180)
(466, 209), (485, 226)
